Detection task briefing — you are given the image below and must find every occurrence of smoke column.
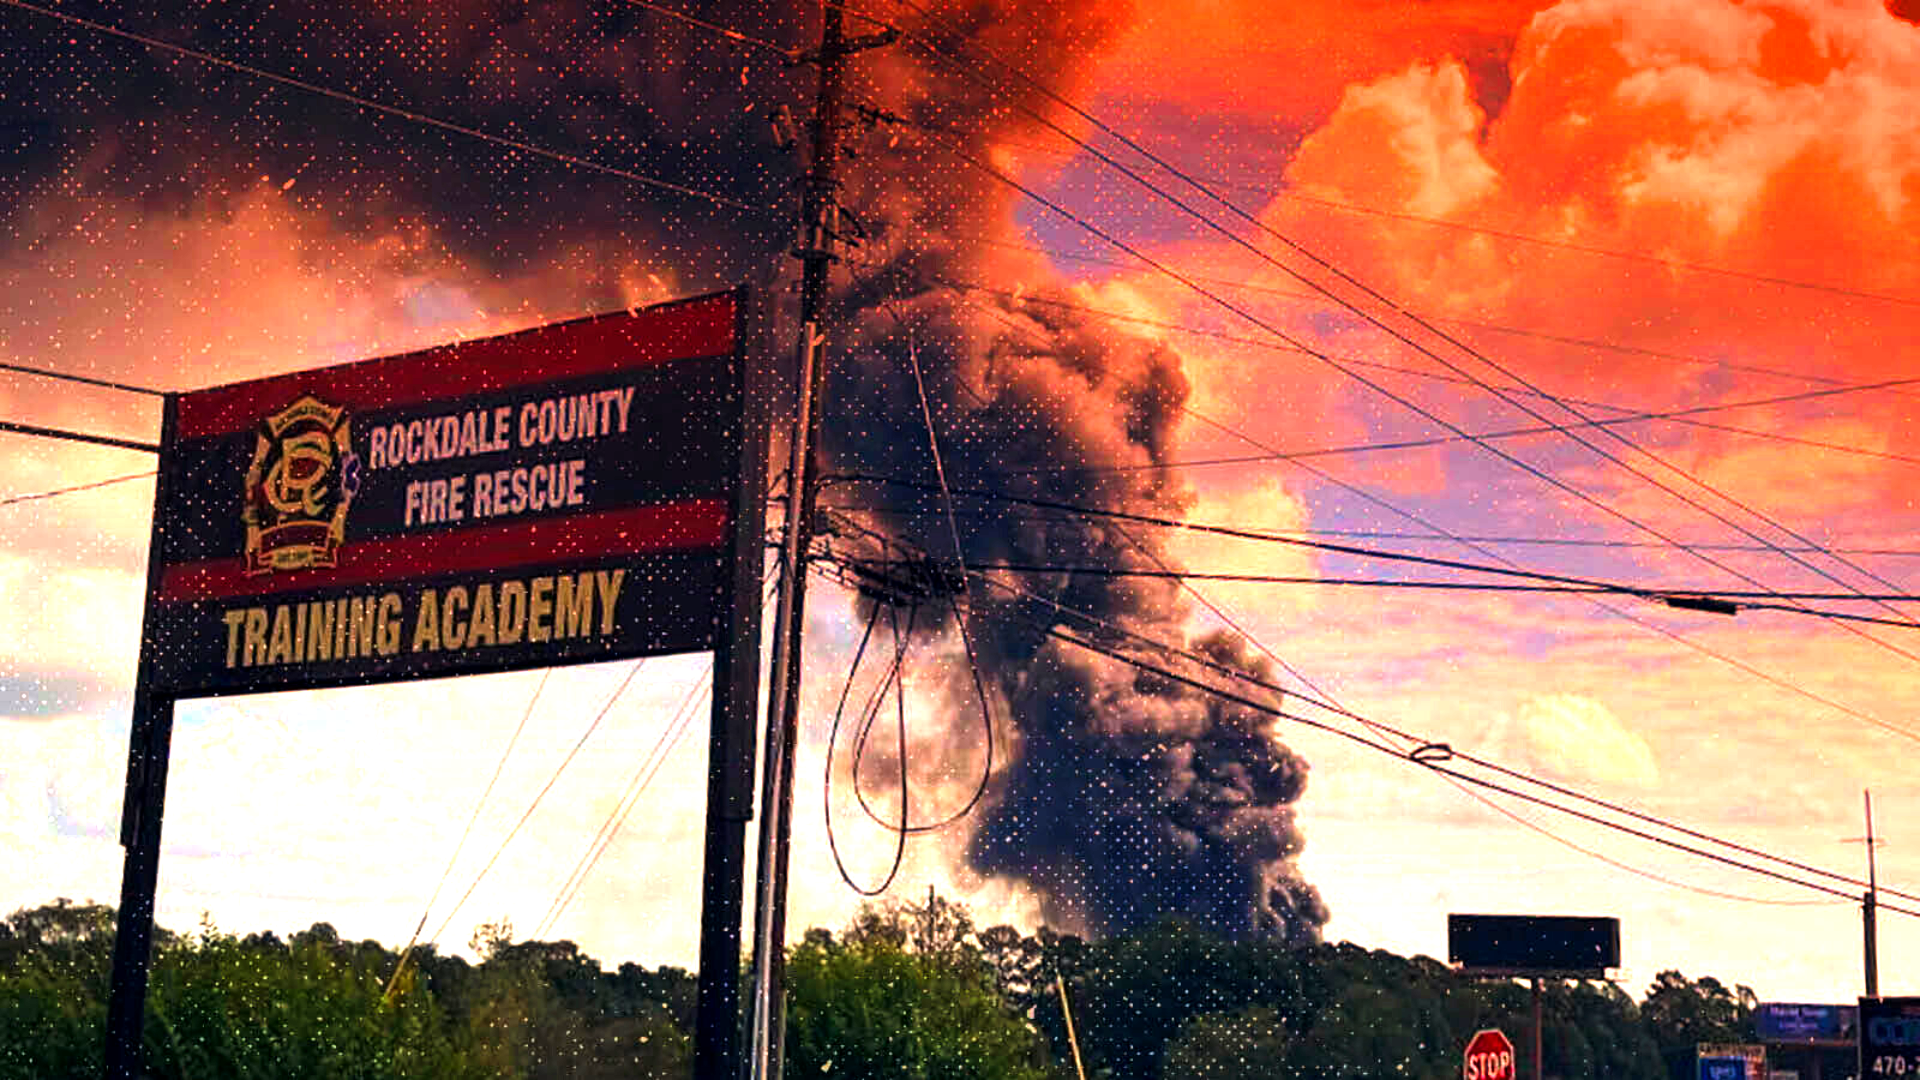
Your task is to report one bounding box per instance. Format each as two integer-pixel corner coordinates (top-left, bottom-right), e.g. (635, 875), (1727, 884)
(4, 0), (1327, 943)
(819, 2), (1328, 942)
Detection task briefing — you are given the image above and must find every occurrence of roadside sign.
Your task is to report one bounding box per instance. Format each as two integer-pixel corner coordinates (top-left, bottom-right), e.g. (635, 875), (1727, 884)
(1862, 998), (1920, 1077)
(1465, 1028), (1516, 1080)
(1698, 1043), (1766, 1080)
(106, 289), (772, 1080)
(1757, 1003), (1856, 1045)
(146, 291), (753, 695)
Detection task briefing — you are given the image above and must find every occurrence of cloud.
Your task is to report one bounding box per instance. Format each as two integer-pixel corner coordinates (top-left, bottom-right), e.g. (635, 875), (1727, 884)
(0, 671), (118, 721)
(1494, 692), (1660, 787)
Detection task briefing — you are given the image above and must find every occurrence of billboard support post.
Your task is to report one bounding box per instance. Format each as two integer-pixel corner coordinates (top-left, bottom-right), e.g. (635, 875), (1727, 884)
(692, 294), (773, 1080)
(1531, 978), (1544, 1080)
(104, 393), (181, 1080)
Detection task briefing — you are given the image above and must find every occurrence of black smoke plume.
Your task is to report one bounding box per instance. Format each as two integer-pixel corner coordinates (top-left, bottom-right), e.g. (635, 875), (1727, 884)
(4, 0), (1327, 944)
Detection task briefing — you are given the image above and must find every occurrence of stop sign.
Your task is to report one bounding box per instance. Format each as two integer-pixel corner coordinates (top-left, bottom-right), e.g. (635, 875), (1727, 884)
(1464, 1028), (1516, 1080)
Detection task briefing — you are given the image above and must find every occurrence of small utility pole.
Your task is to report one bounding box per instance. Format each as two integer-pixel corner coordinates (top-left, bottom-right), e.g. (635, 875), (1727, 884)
(744, 5), (894, 1080)
(1845, 788), (1882, 999)
(1864, 789), (1881, 998)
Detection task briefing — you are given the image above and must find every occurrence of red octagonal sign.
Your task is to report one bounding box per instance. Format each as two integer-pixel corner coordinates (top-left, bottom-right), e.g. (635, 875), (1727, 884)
(1464, 1028), (1516, 1080)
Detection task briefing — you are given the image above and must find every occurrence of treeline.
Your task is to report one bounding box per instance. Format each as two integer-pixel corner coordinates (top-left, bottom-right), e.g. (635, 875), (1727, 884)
(1, 895), (1780, 1079)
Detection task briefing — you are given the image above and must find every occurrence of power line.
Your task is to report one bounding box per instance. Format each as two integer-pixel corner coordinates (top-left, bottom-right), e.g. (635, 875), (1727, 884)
(945, 555), (1920, 908)
(834, 265), (998, 837)
(810, 548), (1831, 907)
(832, 504), (1920, 561)
(822, 526), (1868, 904)
(1009, 605), (1920, 914)
(962, 235), (1920, 399)
(879, 552), (1910, 906)
(926, 274), (1920, 469)
(827, 476), (1840, 601)
(823, 600), (913, 896)
(928, 123), (1920, 311)
(531, 660), (716, 941)
(0, 471), (156, 507)
(615, 0), (798, 58)
(844, 555), (1920, 607)
(426, 659), (649, 951)
(385, 669), (550, 997)
(1077, 529), (1841, 906)
(833, 472), (1920, 744)
(2, 0), (761, 212)
(0, 420), (159, 454)
(0, 361), (167, 396)
(929, 263), (1920, 745)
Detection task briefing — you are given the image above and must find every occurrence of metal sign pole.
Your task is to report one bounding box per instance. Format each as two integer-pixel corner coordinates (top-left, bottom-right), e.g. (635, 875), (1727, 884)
(692, 290), (774, 1080)
(103, 393), (180, 1080)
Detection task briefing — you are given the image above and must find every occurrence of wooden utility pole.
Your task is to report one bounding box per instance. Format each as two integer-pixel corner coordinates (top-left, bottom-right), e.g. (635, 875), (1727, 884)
(1846, 788), (1882, 999)
(745, 6), (894, 1079)
(1865, 789), (1881, 998)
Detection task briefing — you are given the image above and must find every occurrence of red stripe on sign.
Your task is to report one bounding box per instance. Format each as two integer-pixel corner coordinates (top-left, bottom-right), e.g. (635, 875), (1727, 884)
(176, 294), (735, 440)
(157, 498), (729, 602)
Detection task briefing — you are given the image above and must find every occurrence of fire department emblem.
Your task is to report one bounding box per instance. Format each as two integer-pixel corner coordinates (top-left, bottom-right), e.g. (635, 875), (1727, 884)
(243, 395), (362, 575)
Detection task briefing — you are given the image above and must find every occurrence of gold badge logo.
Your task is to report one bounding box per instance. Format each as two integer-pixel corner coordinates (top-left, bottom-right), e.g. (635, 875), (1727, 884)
(243, 395), (362, 575)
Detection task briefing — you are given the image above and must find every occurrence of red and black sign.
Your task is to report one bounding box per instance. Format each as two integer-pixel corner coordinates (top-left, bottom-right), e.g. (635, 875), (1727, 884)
(142, 289), (765, 696)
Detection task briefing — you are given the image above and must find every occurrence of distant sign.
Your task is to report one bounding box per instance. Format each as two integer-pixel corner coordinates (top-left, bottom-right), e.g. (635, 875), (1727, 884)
(145, 291), (754, 695)
(1757, 1003), (1856, 1044)
(1862, 998), (1920, 1078)
(1464, 1028), (1515, 1080)
(1698, 1044), (1766, 1080)
(1448, 914), (1620, 976)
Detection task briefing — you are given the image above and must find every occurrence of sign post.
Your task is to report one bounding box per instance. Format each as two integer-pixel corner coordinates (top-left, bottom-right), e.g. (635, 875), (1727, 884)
(101, 290), (769, 1080)
(1466, 1028), (1517, 1080)
(1450, 913), (1620, 1080)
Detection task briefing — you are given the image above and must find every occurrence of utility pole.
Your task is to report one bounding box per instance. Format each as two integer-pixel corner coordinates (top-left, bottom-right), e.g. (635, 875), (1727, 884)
(745, 6), (894, 1080)
(1845, 788), (1882, 998)
(1864, 789), (1881, 998)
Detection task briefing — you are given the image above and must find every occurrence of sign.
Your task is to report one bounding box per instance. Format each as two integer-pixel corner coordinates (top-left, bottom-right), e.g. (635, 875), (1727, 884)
(1465, 1028), (1516, 1080)
(1757, 1003), (1856, 1045)
(144, 291), (755, 696)
(1862, 998), (1920, 1077)
(1448, 914), (1620, 976)
(1698, 1044), (1766, 1080)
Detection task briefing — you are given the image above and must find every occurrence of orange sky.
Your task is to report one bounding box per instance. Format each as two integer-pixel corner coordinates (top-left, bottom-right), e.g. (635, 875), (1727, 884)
(6, 0), (1920, 1005)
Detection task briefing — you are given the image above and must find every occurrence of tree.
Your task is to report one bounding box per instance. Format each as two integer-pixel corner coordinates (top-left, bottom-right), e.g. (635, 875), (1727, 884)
(1163, 1007), (1292, 1080)
(139, 919), (484, 1080)
(1641, 970), (1757, 1079)
(783, 931), (1051, 1080)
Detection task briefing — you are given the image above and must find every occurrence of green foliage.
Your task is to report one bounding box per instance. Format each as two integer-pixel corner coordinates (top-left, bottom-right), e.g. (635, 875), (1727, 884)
(141, 919), (482, 1080)
(0, 899), (117, 1079)
(0, 896), (1778, 1080)
(1641, 970), (1757, 1079)
(0, 902), (698, 1080)
(1162, 1007), (1291, 1080)
(784, 927), (1050, 1080)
